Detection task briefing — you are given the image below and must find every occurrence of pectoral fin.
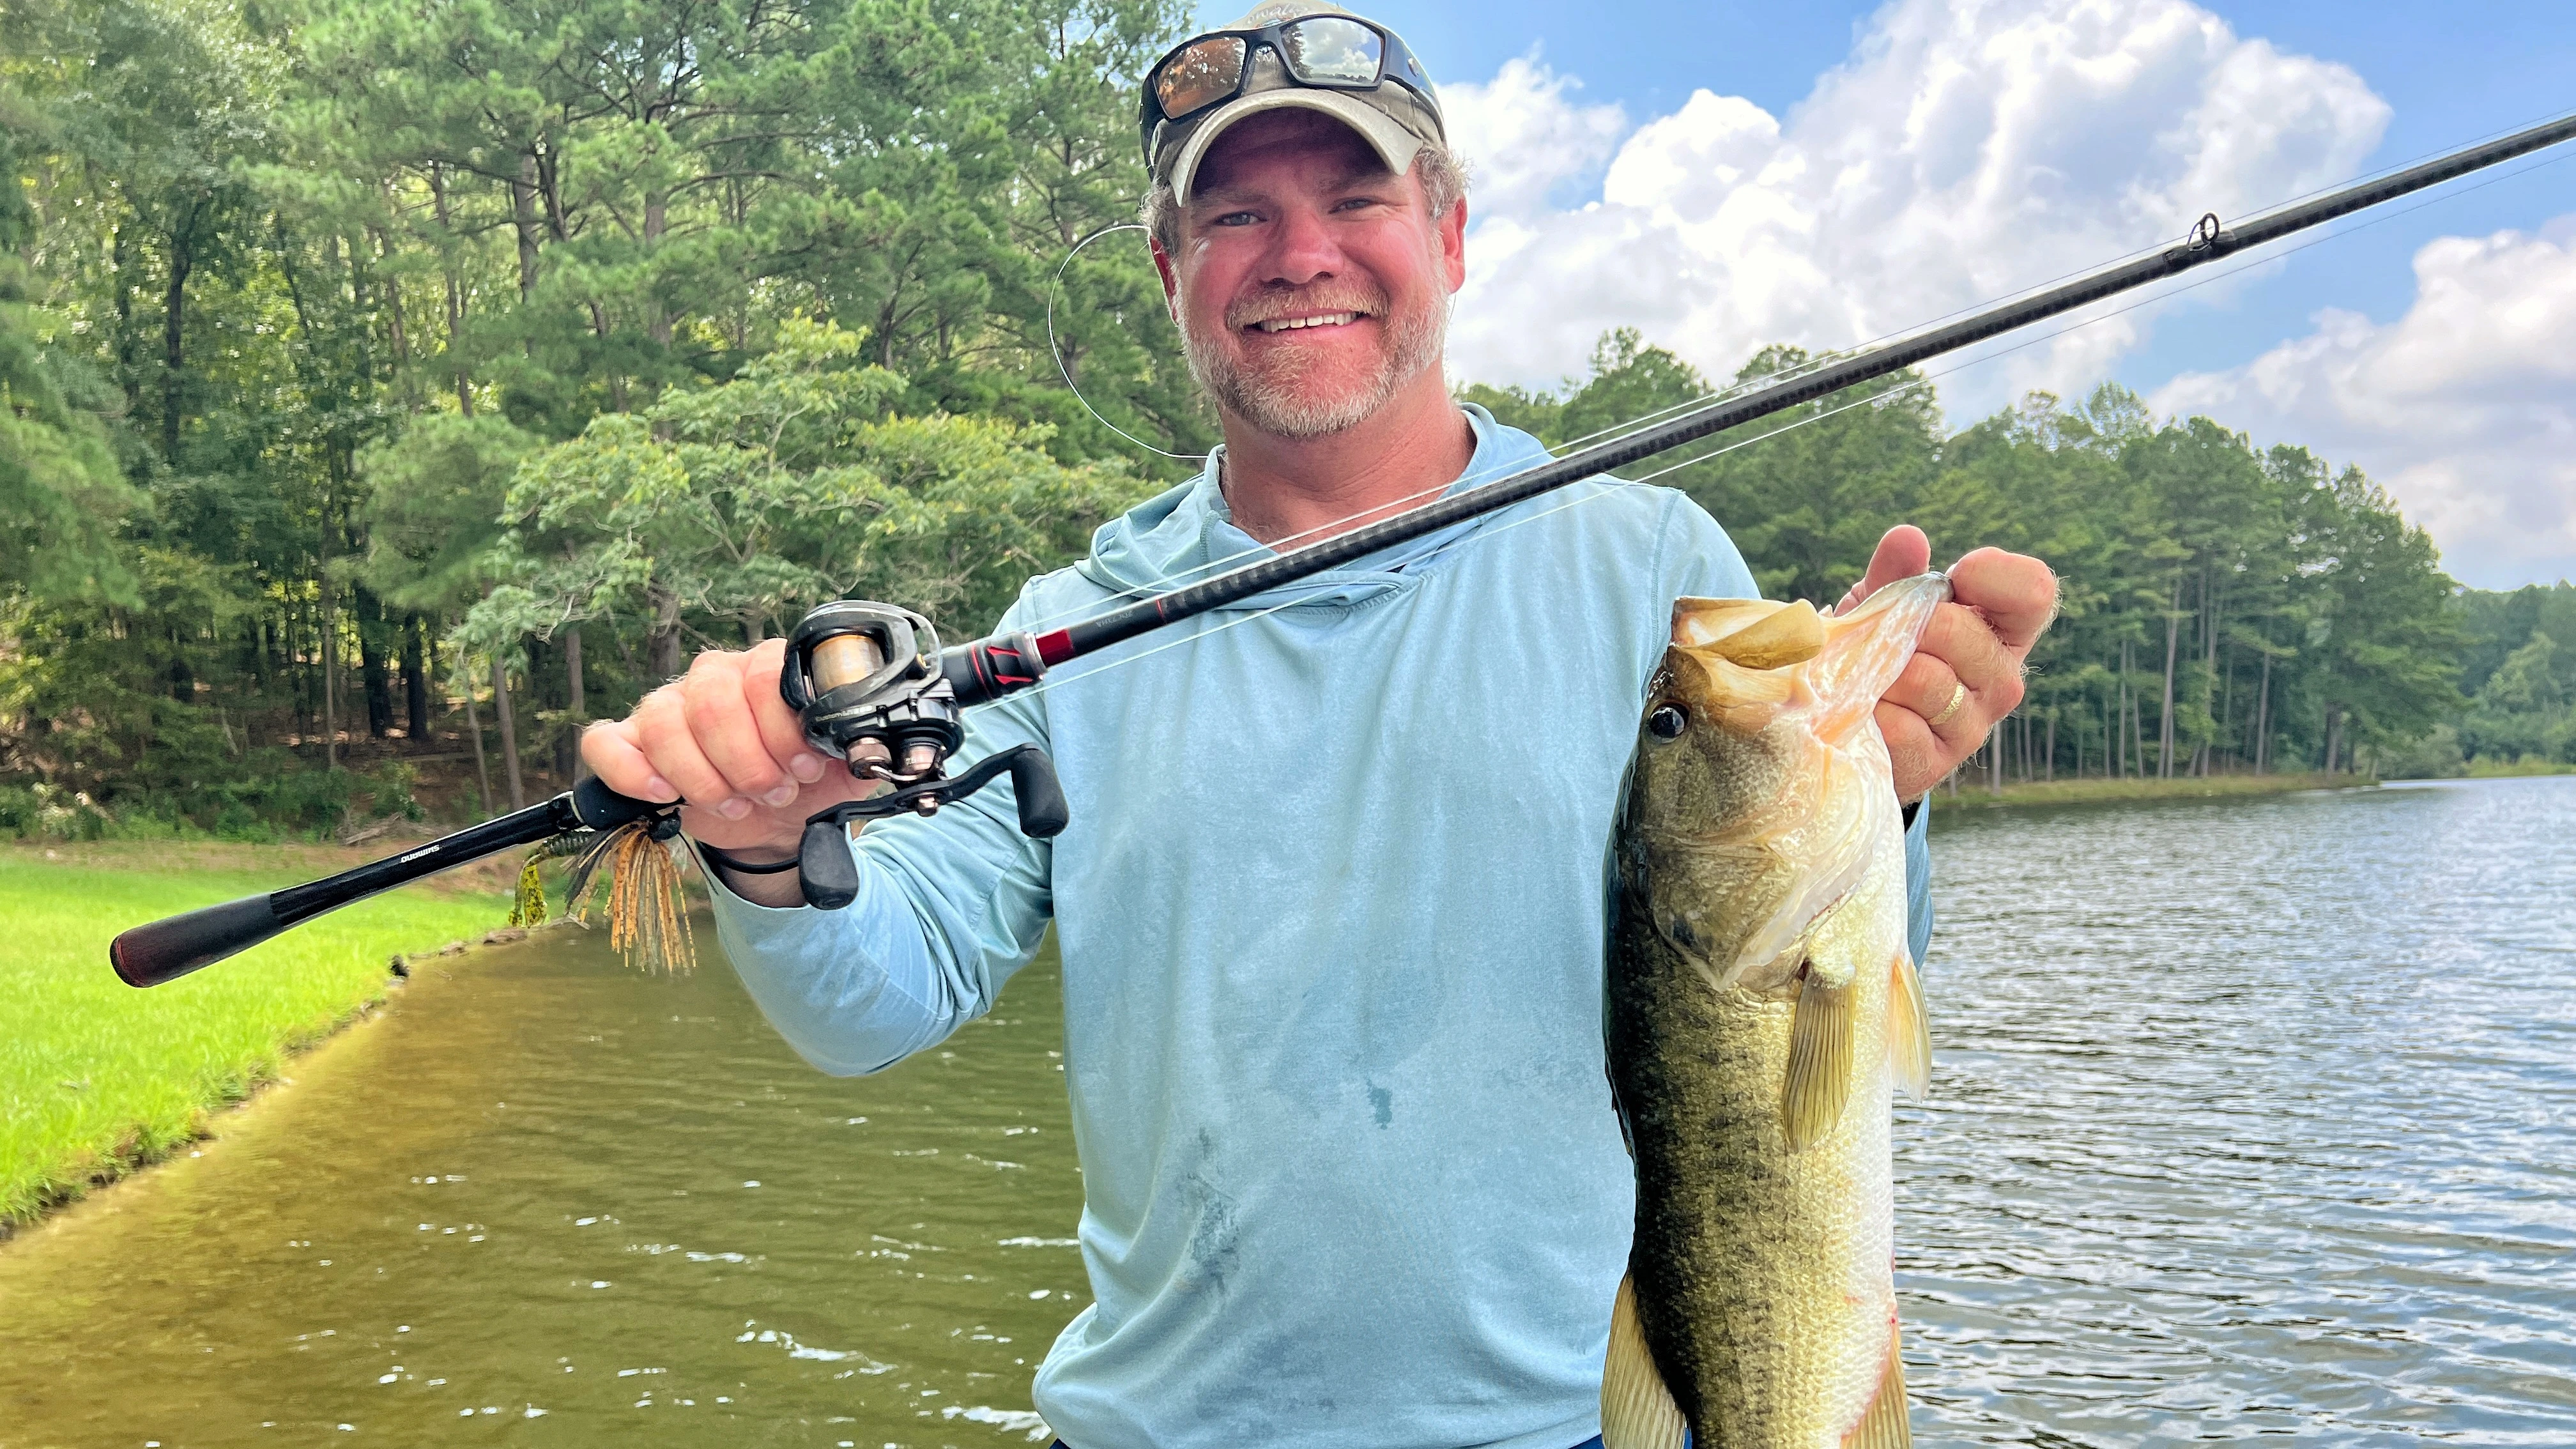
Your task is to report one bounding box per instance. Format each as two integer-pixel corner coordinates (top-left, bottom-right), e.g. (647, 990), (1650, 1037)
(1601, 1274), (1687, 1449)
(1783, 970), (1855, 1149)
(1841, 1321), (1912, 1448)
(1888, 950), (1931, 1101)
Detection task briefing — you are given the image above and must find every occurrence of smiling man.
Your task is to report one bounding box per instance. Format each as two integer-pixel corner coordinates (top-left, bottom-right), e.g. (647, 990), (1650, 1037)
(582, 4), (2054, 1445)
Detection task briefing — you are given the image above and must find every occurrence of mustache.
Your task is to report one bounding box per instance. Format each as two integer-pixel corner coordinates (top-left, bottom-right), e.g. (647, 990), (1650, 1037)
(1223, 282), (1388, 330)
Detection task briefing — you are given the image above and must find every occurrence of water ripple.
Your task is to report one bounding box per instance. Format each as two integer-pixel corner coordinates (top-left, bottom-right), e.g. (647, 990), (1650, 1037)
(1903, 778), (2576, 1445)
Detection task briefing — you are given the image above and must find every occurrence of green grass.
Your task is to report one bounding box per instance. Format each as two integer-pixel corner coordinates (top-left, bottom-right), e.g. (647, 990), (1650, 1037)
(1928, 772), (2364, 812)
(0, 847), (510, 1231)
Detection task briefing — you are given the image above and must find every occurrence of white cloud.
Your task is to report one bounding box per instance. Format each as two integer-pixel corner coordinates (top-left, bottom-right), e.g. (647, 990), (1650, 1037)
(1436, 0), (2389, 411)
(2153, 222), (2576, 590)
(1436, 55), (1625, 223)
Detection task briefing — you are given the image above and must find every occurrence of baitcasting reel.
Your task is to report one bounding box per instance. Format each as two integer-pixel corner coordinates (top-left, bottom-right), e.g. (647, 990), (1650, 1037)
(778, 601), (1070, 908)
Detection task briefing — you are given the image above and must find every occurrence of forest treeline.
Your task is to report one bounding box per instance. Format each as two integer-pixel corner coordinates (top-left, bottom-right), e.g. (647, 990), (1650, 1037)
(1462, 332), (2573, 788)
(3, 0), (2566, 839)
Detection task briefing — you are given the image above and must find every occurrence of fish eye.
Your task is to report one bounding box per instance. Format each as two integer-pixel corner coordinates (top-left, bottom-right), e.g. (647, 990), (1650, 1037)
(1646, 703), (1687, 740)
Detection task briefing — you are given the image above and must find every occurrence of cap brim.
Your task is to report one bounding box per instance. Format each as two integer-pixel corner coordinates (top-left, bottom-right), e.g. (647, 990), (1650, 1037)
(1166, 89), (1427, 204)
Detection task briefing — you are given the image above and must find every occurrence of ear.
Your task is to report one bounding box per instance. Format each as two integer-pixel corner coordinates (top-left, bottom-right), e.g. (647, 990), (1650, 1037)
(1149, 234), (1181, 323)
(1438, 197), (1467, 293)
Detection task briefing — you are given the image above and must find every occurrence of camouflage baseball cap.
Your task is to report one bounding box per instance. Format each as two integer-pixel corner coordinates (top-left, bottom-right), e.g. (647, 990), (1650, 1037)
(1143, 3), (1446, 204)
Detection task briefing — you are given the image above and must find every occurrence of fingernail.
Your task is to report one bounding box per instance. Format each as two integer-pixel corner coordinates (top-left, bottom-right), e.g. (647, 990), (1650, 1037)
(645, 775), (677, 802)
(789, 753), (824, 783)
(763, 783), (800, 807)
(716, 797), (753, 820)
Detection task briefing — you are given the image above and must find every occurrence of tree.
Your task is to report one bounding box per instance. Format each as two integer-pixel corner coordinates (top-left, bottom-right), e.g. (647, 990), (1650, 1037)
(459, 319), (1149, 692)
(0, 80), (138, 602)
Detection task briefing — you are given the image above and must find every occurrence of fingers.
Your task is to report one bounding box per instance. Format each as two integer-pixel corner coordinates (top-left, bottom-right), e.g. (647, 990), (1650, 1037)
(678, 650), (808, 813)
(636, 675), (742, 817)
(740, 640), (827, 787)
(597, 647), (810, 824)
(1947, 546), (2058, 651)
(1915, 601), (2026, 719)
(580, 717), (675, 803)
(1881, 600), (2028, 801)
(1836, 525), (1932, 615)
(1883, 649), (1986, 753)
(1879, 699), (1943, 801)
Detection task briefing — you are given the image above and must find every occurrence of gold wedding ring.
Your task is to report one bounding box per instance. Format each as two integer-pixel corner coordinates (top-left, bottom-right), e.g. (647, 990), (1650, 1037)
(1928, 682), (1969, 730)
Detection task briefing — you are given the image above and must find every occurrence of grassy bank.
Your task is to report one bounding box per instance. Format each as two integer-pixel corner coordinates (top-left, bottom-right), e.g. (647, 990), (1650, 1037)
(0, 843), (514, 1232)
(1928, 772), (2366, 813)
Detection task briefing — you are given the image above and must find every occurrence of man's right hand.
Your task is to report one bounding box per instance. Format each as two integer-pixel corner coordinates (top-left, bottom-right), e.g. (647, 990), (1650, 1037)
(580, 640), (880, 904)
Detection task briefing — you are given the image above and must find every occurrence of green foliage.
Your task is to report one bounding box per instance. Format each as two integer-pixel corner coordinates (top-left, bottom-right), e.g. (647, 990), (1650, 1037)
(0, 81), (140, 601)
(2449, 589), (2576, 769)
(356, 412), (538, 613)
(1, 0), (1198, 829)
(1468, 337), (2474, 780)
(0, 0), (2527, 820)
(461, 319), (1150, 688)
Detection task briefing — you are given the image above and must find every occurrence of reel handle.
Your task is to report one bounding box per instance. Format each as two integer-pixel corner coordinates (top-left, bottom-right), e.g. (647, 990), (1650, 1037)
(793, 744), (1068, 910)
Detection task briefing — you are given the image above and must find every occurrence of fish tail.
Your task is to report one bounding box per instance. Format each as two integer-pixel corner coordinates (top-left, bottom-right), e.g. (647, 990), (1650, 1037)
(1601, 1273), (1687, 1449)
(1841, 1321), (1912, 1449)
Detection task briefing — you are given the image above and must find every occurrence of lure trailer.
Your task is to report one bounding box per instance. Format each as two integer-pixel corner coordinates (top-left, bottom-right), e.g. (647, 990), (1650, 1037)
(107, 111), (2576, 988)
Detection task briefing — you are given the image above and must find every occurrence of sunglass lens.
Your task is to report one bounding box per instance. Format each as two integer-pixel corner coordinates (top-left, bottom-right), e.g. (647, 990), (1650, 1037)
(1155, 36), (1248, 121)
(1281, 18), (1381, 84)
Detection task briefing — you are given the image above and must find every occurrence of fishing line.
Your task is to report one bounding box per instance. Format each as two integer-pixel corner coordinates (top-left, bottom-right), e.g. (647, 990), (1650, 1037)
(1002, 379), (1941, 707)
(1023, 233), (1809, 636)
(994, 141), (2574, 710)
(1046, 223), (1209, 464)
(1008, 116), (2576, 652)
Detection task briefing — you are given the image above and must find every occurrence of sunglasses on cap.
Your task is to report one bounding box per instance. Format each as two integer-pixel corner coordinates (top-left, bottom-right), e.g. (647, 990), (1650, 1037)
(1138, 12), (1436, 164)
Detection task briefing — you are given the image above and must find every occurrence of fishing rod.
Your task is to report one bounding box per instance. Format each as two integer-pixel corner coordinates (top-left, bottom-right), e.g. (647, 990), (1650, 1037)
(107, 109), (2576, 988)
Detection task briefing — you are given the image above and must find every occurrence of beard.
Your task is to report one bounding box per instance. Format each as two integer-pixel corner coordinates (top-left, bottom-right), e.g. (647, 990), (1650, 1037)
(1181, 276), (1449, 441)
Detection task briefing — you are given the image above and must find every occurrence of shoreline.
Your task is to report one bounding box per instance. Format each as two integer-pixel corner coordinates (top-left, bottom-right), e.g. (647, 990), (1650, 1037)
(0, 924), (540, 1244)
(0, 843), (525, 1239)
(1925, 772), (2375, 813)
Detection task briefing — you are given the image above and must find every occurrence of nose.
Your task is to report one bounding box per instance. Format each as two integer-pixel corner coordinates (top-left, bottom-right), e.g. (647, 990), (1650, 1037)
(1259, 199), (1345, 289)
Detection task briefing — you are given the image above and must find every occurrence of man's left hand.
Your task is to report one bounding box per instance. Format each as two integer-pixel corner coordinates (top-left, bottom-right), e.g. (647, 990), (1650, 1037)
(1835, 525), (2059, 802)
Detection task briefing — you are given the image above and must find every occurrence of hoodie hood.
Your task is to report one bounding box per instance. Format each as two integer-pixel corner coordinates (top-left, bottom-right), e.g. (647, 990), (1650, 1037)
(1074, 404), (1556, 614)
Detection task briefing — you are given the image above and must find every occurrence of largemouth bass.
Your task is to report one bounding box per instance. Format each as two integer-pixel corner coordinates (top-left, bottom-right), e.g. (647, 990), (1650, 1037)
(1600, 573), (1949, 1449)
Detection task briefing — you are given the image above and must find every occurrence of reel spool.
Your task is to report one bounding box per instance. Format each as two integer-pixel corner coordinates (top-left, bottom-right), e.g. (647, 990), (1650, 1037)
(781, 602), (964, 793)
(778, 601), (1070, 908)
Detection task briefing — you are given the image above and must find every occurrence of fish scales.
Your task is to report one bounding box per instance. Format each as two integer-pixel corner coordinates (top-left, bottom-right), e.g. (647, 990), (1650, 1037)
(1602, 574), (1947, 1449)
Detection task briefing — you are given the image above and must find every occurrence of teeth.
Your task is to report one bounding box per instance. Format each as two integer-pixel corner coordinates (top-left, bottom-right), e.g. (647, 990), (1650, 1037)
(1255, 312), (1358, 332)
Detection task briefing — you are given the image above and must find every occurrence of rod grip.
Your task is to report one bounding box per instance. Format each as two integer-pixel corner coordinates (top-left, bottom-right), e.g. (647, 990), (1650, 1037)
(110, 893), (285, 989)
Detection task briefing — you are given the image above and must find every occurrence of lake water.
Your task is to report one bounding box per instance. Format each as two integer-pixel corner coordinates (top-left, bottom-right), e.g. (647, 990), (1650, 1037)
(2, 776), (2570, 1446)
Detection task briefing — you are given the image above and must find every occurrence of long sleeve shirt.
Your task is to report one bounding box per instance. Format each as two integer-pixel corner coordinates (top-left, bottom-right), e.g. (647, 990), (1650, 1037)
(700, 406), (1936, 1449)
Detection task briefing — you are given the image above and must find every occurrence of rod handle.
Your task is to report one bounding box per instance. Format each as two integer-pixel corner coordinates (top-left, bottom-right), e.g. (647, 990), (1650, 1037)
(110, 893), (285, 989)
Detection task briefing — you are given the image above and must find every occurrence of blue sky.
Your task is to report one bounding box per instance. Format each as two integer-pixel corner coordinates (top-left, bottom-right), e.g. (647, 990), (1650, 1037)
(1187, 1), (2576, 587)
(1362, 0), (2575, 399)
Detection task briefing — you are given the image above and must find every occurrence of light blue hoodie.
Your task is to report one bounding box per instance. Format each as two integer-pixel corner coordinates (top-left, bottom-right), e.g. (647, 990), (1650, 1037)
(702, 406), (1933, 1449)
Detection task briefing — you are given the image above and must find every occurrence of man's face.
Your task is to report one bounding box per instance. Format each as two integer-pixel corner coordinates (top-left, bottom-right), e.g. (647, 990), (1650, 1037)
(1156, 111), (1468, 440)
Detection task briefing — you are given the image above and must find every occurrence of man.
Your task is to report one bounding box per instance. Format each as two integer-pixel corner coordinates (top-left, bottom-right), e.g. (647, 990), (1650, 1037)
(583, 5), (2055, 1445)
